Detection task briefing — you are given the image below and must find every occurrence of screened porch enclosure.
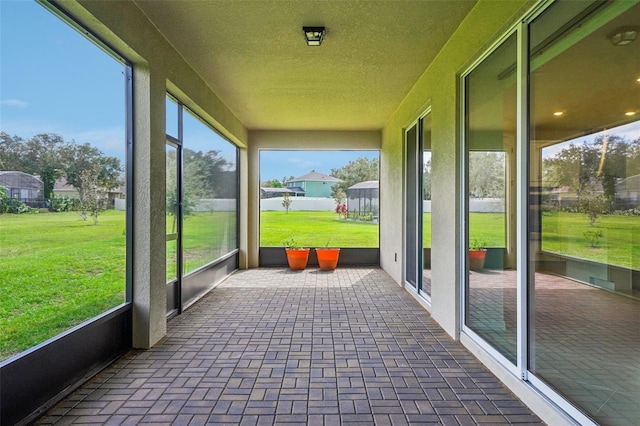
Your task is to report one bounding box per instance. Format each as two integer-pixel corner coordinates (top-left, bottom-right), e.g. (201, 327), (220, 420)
(347, 180), (379, 222)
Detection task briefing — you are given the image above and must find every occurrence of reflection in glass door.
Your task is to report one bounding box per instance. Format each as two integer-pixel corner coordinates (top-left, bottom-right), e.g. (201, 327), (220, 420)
(405, 123), (420, 290)
(165, 142), (182, 316)
(165, 94), (182, 316)
(422, 114), (432, 297)
(405, 112), (431, 296)
(464, 32), (518, 364)
(528, 2), (640, 424)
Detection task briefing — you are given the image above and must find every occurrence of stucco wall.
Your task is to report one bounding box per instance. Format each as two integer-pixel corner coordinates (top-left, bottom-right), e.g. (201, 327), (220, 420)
(380, 0), (533, 338)
(61, 0), (249, 349)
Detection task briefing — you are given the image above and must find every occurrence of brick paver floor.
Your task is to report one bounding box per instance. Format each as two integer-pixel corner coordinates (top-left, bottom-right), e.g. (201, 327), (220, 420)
(37, 267), (543, 425)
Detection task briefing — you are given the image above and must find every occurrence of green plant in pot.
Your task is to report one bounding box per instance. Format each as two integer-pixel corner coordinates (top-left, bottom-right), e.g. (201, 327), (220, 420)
(469, 238), (487, 271)
(315, 240), (341, 271)
(283, 238), (310, 270)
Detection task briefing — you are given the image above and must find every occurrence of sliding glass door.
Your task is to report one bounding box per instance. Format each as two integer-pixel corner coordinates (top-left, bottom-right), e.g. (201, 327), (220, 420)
(405, 111), (431, 297)
(462, 1), (640, 424)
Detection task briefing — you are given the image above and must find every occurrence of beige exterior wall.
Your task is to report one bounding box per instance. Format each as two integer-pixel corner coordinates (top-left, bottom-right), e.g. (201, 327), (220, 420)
(61, 0), (248, 349)
(379, 2), (578, 424)
(380, 0), (534, 337)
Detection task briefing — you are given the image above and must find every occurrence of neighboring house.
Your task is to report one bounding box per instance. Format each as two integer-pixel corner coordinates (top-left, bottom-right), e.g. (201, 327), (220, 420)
(53, 177), (80, 199)
(54, 177), (126, 204)
(260, 187), (297, 199)
(285, 171), (342, 198)
(615, 174), (640, 209)
(0, 171), (43, 201)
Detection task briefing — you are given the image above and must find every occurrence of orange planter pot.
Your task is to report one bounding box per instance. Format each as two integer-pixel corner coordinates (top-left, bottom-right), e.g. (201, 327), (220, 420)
(316, 248), (341, 271)
(286, 248), (310, 270)
(469, 250), (487, 271)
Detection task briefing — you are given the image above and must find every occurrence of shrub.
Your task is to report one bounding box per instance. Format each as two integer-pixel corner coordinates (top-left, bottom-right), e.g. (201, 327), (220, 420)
(578, 193), (610, 226)
(358, 212), (374, 221)
(1, 198), (32, 214)
(48, 195), (78, 212)
(612, 207), (640, 216)
(583, 229), (603, 247)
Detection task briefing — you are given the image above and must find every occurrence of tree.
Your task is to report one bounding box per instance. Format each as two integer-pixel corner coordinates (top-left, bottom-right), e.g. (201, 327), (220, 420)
(261, 179), (283, 188)
(61, 142), (122, 221)
(0, 132), (25, 171)
(200, 150), (229, 198)
(593, 135), (630, 204)
(627, 137), (640, 177)
(76, 167), (108, 224)
(282, 191), (292, 213)
(166, 149), (180, 233)
(542, 135), (639, 210)
(0, 132), (128, 209)
(63, 143), (122, 197)
(330, 157), (379, 196)
(29, 134), (68, 200)
(182, 148), (229, 200)
(423, 157), (432, 200)
(468, 151), (505, 198)
(579, 190), (609, 226)
(0, 184), (9, 213)
(0, 132), (66, 200)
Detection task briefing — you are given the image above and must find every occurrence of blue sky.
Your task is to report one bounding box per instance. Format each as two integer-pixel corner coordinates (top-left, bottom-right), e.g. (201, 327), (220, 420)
(1, 1), (125, 161)
(542, 121), (640, 159)
(3, 2), (635, 179)
(0, 2), (376, 175)
(260, 150), (379, 183)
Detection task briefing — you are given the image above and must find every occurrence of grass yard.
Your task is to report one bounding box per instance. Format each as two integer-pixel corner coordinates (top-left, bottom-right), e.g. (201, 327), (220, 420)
(542, 212), (640, 270)
(167, 212), (237, 278)
(260, 211), (507, 248)
(260, 211), (379, 247)
(2, 209), (637, 361)
(0, 210), (126, 360)
(457, 212), (506, 248)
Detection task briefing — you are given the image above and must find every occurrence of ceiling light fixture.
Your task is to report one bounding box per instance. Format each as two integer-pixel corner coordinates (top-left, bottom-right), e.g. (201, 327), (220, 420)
(553, 111), (564, 116)
(303, 26), (325, 46)
(625, 111), (636, 116)
(607, 26), (639, 46)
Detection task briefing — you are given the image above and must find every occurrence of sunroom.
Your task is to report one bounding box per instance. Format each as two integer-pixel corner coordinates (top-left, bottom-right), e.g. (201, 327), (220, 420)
(1, 1), (638, 425)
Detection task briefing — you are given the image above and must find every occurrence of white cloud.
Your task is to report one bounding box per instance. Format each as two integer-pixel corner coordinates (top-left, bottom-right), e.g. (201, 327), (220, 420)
(287, 157), (322, 169)
(1, 99), (29, 108)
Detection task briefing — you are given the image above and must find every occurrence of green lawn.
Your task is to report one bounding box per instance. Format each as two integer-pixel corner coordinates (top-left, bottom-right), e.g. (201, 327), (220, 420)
(2, 209), (637, 360)
(541, 212), (640, 269)
(260, 211), (379, 247)
(260, 211), (507, 248)
(167, 212), (237, 278)
(0, 210), (126, 360)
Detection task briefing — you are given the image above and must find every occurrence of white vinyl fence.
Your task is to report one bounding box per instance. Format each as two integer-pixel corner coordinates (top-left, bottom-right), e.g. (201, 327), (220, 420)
(424, 198), (503, 213)
(260, 197), (337, 211)
(115, 197), (504, 213)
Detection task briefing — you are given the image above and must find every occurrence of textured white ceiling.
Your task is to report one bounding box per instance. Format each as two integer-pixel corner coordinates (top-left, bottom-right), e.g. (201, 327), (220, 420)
(134, 0), (477, 130)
